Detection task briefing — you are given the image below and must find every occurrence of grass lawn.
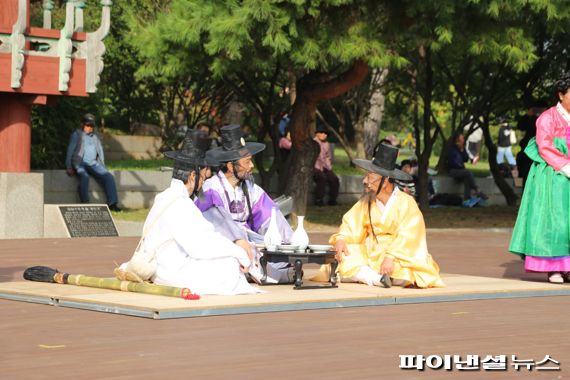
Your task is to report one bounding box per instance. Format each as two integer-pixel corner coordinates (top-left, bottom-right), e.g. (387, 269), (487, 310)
(112, 203), (517, 232)
(108, 143), (510, 230)
(304, 204), (517, 231)
(107, 147), (493, 177)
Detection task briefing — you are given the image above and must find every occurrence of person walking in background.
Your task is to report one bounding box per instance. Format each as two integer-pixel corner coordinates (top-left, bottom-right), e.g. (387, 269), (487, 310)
(496, 117), (518, 176)
(313, 122), (340, 206)
(510, 73), (570, 284)
(463, 117), (483, 163)
(65, 113), (121, 211)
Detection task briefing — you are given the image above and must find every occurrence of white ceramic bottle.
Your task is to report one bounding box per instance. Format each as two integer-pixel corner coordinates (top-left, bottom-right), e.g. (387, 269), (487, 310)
(290, 215), (309, 251)
(264, 207), (282, 250)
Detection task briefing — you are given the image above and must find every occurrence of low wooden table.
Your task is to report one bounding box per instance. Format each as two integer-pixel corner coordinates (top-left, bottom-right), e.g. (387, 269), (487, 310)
(260, 249), (338, 289)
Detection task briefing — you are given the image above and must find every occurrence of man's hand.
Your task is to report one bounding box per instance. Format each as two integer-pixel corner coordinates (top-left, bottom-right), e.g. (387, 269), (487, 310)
(234, 239), (254, 262)
(334, 239), (349, 262)
(472, 155), (480, 165)
(65, 168), (76, 177)
(380, 256), (394, 275)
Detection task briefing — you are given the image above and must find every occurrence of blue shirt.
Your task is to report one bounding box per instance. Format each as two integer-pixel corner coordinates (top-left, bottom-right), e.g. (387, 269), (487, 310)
(82, 133), (98, 165)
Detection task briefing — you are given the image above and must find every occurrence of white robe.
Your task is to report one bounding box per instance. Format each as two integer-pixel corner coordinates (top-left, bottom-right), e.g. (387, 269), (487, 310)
(140, 179), (259, 295)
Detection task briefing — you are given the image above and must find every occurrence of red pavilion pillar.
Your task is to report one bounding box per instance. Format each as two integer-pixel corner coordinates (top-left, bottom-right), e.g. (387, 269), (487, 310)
(0, 94), (32, 172)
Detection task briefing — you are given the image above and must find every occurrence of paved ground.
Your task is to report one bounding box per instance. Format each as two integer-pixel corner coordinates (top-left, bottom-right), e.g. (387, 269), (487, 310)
(1, 230), (568, 379)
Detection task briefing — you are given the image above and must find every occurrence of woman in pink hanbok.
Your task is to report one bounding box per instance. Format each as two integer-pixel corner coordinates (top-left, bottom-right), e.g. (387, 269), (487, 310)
(510, 73), (570, 283)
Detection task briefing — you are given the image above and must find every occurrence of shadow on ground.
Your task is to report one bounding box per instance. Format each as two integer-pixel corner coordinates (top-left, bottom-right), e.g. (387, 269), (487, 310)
(0, 266), (27, 283)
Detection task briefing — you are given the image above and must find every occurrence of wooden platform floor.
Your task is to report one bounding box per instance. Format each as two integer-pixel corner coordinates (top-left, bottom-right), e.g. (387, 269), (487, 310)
(1, 230), (569, 378)
(2, 272), (570, 320)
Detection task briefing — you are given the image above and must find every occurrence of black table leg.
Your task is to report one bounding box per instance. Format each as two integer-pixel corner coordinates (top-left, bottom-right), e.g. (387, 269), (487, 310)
(294, 259), (303, 288)
(260, 255), (268, 283)
(329, 260), (339, 286)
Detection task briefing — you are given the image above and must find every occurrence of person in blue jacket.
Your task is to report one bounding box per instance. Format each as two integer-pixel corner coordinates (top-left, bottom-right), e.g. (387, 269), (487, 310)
(65, 113), (121, 211)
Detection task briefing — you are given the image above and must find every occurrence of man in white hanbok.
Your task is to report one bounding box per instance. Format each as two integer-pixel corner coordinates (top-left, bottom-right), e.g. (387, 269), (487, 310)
(196, 125), (293, 283)
(119, 130), (259, 295)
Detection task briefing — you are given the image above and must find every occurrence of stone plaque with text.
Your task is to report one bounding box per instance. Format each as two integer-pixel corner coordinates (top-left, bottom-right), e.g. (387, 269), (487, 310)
(59, 205), (118, 237)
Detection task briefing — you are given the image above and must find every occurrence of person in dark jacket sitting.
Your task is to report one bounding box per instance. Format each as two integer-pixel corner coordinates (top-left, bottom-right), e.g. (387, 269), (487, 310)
(65, 113), (121, 211)
(447, 132), (487, 201)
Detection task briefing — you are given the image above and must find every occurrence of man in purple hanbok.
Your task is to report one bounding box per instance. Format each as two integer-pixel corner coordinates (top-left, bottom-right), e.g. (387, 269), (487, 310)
(196, 124), (293, 283)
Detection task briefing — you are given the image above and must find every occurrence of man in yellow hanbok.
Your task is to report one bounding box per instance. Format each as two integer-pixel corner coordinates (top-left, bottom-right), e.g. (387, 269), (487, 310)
(331, 143), (445, 288)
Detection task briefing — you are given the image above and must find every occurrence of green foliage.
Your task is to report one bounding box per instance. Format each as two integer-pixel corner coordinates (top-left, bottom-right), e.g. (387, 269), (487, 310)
(31, 98), (88, 169)
(30, 0), (168, 168)
(133, 0), (397, 79)
(28, 0), (570, 186)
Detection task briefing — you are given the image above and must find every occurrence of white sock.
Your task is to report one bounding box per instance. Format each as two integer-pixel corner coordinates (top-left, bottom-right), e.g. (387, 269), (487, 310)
(348, 266), (382, 286)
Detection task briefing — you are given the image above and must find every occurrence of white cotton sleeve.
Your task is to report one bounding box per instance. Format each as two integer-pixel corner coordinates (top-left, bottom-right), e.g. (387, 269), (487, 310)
(559, 163), (570, 179)
(171, 203), (250, 263)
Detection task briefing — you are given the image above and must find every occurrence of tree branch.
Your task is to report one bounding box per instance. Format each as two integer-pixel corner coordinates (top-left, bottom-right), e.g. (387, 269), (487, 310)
(303, 60), (370, 102)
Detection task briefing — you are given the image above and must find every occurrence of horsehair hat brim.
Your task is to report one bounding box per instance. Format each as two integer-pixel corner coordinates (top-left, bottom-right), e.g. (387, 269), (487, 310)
(163, 149), (209, 167)
(208, 141), (265, 162)
(205, 150), (220, 167)
(163, 150), (219, 167)
(352, 159), (412, 181)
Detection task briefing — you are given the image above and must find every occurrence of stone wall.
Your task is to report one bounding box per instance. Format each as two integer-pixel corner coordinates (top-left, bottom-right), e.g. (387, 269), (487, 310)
(102, 134), (162, 161)
(38, 169), (172, 209)
(38, 170), (521, 209)
(0, 173), (44, 238)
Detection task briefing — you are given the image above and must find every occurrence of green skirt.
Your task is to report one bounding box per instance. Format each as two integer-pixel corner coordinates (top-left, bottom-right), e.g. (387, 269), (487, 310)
(509, 137), (570, 257)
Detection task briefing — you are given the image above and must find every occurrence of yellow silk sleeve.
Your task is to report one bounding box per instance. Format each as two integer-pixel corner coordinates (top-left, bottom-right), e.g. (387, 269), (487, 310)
(383, 194), (429, 266)
(329, 199), (369, 245)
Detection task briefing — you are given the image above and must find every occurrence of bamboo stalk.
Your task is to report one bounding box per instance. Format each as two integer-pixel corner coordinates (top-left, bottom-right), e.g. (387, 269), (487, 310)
(24, 266), (200, 300)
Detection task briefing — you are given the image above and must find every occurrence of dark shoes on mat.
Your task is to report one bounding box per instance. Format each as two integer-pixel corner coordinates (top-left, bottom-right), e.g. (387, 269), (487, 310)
(379, 274), (392, 288)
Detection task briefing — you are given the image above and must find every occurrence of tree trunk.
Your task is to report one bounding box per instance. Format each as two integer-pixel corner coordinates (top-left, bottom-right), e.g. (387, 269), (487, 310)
(288, 68), (297, 105)
(354, 119), (366, 158)
(417, 45), (434, 211)
(285, 97), (319, 215)
(284, 60), (370, 216)
(364, 68), (388, 158)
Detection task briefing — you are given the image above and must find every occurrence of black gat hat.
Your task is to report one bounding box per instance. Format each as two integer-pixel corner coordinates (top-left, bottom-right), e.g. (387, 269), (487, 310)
(164, 129), (218, 168)
(209, 124), (265, 162)
(352, 143), (412, 181)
